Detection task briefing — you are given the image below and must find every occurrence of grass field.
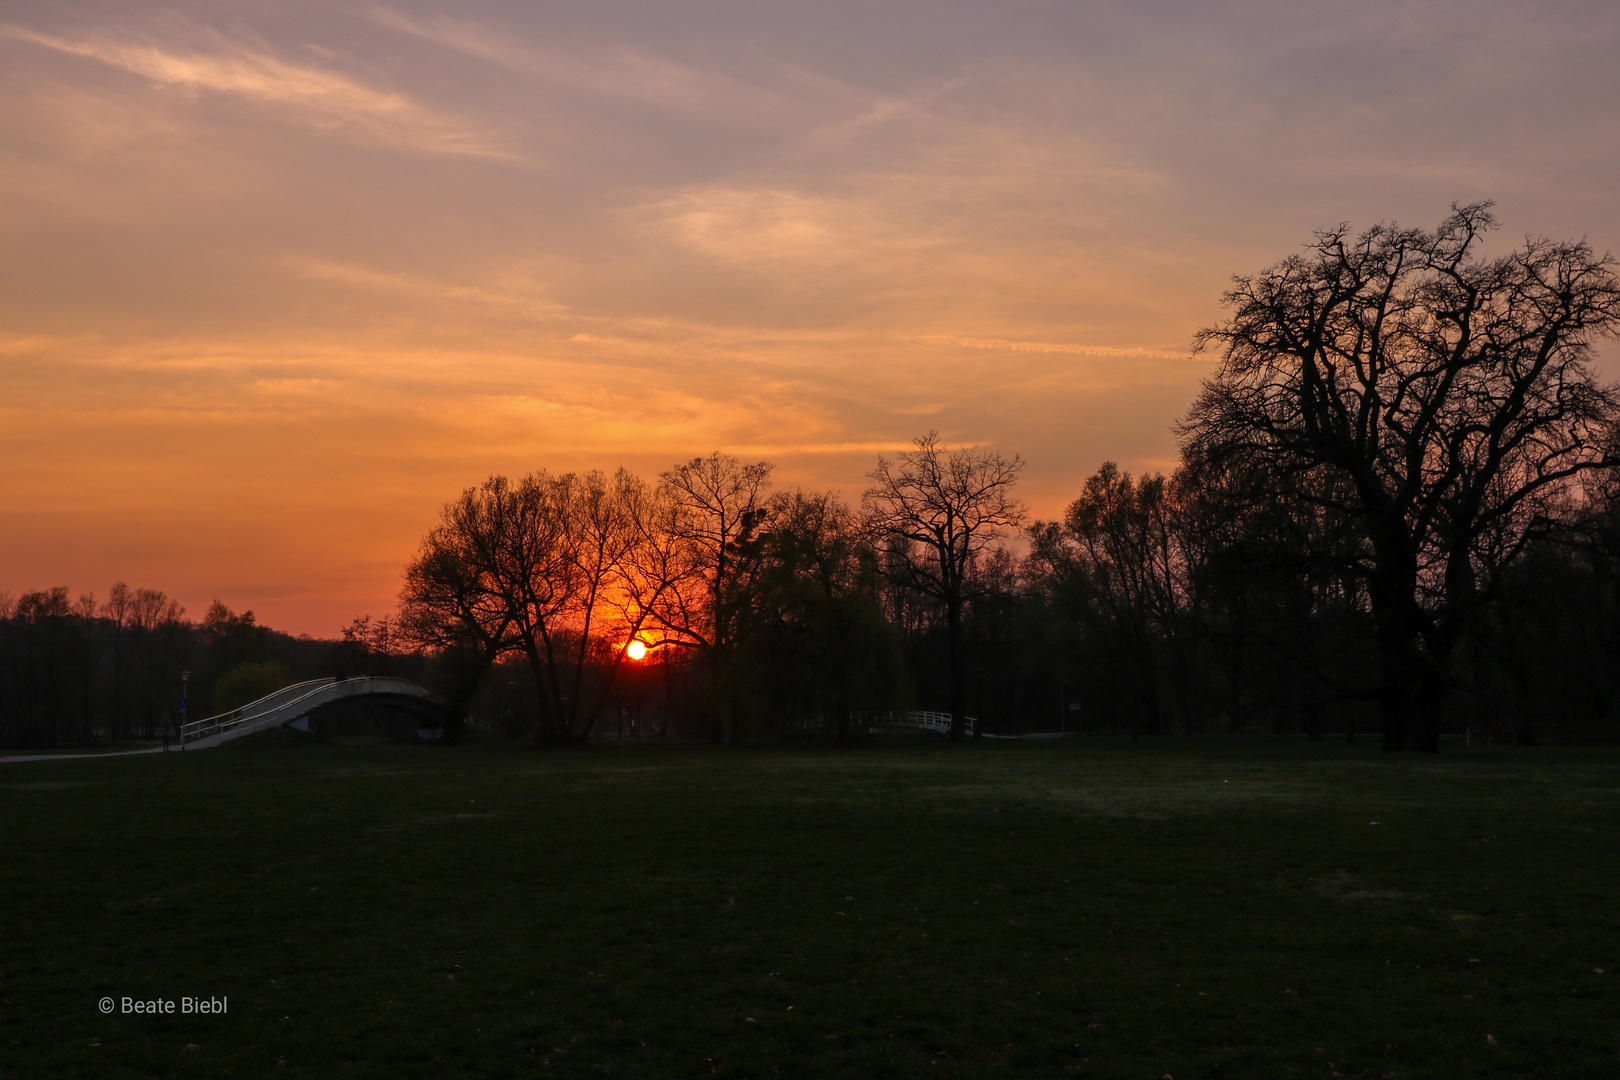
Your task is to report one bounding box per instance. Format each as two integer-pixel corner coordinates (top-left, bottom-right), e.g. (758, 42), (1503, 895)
(1, 736), (1616, 1079)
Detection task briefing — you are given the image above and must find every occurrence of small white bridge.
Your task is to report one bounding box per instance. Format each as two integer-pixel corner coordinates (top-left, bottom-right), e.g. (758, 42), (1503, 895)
(180, 676), (448, 748)
(791, 710), (977, 738)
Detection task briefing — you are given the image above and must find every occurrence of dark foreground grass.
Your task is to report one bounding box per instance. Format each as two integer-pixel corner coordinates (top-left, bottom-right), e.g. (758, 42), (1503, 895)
(1, 737), (1617, 1079)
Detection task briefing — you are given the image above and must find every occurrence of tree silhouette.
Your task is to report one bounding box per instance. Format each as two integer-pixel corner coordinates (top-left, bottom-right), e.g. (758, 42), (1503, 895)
(657, 452), (774, 742)
(1181, 204), (1620, 750)
(863, 432), (1025, 740)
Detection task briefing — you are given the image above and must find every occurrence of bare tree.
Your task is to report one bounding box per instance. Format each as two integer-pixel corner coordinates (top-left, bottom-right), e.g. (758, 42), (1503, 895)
(548, 468), (681, 742)
(119, 586), (186, 739)
(863, 432), (1026, 740)
(735, 489), (907, 742)
(101, 582), (135, 743)
(341, 614), (397, 658)
(656, 452), (775, 742)
(397, 477), (524, 742)
(1030, 463), (1192, 736)
(398, 469), (689, 745)
(1181, 203), (1620, 751)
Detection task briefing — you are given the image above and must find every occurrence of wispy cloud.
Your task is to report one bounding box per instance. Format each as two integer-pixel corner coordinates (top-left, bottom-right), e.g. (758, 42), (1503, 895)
(367, 6), (789, 122)
(2, 24), (505, 157)
(286, 255), (893, 350)
(290, 258), (566, 316)
(913, 336), (1194, 361)
(652, 187), (850, 263)
(736, 439), (917, 453)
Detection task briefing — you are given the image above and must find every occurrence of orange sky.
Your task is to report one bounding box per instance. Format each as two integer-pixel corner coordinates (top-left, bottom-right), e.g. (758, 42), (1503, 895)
(4, 2), (1618, 635)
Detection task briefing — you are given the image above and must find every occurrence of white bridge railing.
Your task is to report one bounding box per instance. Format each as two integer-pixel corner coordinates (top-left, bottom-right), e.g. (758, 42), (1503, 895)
(792, 710), (976, 737)
(180, 677), (444, 748)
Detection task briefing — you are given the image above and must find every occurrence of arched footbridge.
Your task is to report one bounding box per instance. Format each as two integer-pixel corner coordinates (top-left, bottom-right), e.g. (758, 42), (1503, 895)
(180, 677), (450, 748)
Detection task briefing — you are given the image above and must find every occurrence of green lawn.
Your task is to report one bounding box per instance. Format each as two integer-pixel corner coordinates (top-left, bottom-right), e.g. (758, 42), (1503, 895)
(1, 736), (1616, 1078)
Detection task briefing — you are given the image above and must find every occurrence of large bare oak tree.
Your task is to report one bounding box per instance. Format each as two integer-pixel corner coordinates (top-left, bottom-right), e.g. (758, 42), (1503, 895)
(1180, 204), (1620, 751)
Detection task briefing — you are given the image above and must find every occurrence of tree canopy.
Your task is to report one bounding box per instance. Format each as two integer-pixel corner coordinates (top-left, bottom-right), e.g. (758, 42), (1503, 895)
(1181, 203), (1620, 749)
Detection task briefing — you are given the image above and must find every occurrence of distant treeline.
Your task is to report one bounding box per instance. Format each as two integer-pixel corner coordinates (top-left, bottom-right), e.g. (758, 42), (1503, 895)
(388, 446), (1620, 751)
(0, 590), (420, 748)
(6, 444), (1617, 750)
(8, 205), (1620, 750)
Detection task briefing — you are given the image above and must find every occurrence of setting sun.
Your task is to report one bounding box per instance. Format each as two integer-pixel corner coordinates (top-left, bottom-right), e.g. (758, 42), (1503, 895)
(626, 640), (648, 661)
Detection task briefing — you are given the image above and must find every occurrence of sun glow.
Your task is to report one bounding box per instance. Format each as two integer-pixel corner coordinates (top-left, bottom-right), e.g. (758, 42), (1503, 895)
(626, 639), (648, 661)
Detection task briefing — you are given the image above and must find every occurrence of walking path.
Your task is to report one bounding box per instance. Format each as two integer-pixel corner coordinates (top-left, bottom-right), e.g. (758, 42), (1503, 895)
(0, 746), (171, 763)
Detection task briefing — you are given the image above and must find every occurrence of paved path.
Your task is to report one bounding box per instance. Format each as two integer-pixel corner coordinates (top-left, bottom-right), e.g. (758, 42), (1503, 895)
(0, 747), (174, 763)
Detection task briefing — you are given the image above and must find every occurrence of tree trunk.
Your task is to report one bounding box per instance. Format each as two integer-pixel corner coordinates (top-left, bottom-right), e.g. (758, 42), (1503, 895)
(1303, 666), (1323, 741)
(1374, 636), (1444, 752)
(946, 598), (967, 741)
(433, 642), (496, 747)
(526, 642), (563, 746)
(708, 657), (726, 743)
(1366, 548), (1444, 752)
(1175, 636), (1199, 736)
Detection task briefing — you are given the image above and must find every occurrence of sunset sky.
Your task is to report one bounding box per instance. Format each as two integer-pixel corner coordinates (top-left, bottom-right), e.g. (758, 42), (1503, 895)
(3, 1), (1618, 635)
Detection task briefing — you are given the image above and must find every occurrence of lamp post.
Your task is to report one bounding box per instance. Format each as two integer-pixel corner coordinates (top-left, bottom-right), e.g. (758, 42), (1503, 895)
(179, 670), (189, 750)
(1059, 679), (1068, 734)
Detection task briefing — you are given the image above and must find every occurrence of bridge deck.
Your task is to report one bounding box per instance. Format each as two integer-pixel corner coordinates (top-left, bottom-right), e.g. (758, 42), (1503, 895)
(181, 676), (446, 748)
